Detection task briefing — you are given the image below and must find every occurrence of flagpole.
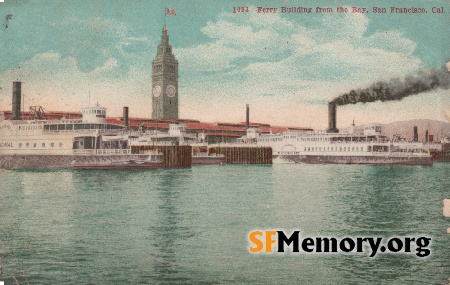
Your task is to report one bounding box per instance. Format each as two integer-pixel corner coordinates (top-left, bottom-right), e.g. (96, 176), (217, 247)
(164, 7), (166, 27)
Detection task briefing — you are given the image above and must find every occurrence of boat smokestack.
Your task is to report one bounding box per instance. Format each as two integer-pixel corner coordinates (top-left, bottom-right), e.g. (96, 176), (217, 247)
(327, 102), (339, 133)
(123, 106), (129, 128)
(246, 104), (249, 129)
(11, 81), (22, 120)
(413, 126), (418, 142)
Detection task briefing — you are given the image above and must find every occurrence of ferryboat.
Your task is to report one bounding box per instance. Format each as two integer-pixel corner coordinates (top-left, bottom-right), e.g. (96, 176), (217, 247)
(239, 123), (433, 166)
(71, 151), (165, 169)
(0, 82), (165, 169)
(129, 123), (226, 165)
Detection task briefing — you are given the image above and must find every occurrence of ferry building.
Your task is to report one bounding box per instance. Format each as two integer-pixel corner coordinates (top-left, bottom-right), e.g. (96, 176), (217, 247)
(151, 26), (179, 119)
(1, 26), (313, 144)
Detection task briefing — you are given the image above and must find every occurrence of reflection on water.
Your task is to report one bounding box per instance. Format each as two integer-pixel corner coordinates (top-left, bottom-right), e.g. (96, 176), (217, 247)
(0, 164), (449, 284)
(150, 169), (195, 283)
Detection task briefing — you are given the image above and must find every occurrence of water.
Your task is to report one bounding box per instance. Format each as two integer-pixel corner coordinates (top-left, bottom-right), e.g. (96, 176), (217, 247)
(0, 164), (449, 284)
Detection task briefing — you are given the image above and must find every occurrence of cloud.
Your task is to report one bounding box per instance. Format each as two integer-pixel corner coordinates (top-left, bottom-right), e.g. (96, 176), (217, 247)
(0, 15), (154, 75)
(169, 9), (441, 128)
(47, 16), (127, 72)
(177, 9), (422, 107)
(176, 9), (296, 72)
(92, 58), (119, 73)
(0, 9), (441, 130)
(0, 51), (153, 118)
(0, 14), (158, 117)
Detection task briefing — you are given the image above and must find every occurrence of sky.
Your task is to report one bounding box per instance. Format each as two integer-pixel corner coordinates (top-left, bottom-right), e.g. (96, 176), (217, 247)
(0, 0), (449, 130)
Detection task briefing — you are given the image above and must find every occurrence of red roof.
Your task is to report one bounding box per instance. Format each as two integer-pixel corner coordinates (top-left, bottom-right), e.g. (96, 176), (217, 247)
(106, 118), (124, 125)
(203, 132), (241, 137)
(1, 109), (312, 134)
(260, 126), (288, 133)
(124, 117), (200, 124)
(215, 122), (245, 127)
(287, 127), (313, 131)
(258, 125), (313, 133)
(141, 123), (170, 129)
(185, 123), (246, 132)
(240, 122), (271, 127)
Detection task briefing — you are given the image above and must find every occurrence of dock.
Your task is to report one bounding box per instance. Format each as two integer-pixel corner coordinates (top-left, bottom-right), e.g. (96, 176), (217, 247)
(430, 143), (450, 162)
(209, 146), (272, 164)
(131, 144), (272, 166)
(131, 145), (192, 168)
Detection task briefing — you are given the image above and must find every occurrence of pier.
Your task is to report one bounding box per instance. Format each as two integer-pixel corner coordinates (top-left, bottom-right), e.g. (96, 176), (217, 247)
(430, 143), (450, 162)
(131, 145), (192, 168)
(131, 144), (272, 166)
(209, 146), (272, 164)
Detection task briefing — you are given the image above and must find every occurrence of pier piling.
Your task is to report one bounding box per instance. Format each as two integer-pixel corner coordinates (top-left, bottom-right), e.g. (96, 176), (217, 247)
(210, 146), (272, 164)
(131, 145), (192, 167)
(430, 144), (450, 162)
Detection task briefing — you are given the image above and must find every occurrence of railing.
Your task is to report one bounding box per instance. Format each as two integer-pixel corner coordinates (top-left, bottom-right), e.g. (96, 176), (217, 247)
(275, 150), (430, 157)
(73, 149), (131, 155)
(43, 129), (120, 134)
(370, 151), (430, 157)
(96, 149), (131, 155)
(72, 149), (96, 155)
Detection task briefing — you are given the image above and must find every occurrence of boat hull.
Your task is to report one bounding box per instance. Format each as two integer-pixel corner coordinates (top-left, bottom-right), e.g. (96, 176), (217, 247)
(0, 154), (165, 169)
(274, 154), (433, 166)
(72, 162), (165, 169)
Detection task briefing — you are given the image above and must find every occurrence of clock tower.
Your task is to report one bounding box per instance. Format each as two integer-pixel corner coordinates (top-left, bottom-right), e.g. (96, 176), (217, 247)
(152, 26), (179, 119)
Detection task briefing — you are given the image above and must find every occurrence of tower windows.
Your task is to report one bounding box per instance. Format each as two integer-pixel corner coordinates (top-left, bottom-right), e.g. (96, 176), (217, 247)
(152, 27), (178, 119)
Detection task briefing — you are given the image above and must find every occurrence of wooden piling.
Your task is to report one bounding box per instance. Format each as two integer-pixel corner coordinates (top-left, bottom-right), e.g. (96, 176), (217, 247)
(131, 145), (192, 168)
(429, 143), (450, 162)
(430, 149), (450, 162)
(210, 146), (272, 164)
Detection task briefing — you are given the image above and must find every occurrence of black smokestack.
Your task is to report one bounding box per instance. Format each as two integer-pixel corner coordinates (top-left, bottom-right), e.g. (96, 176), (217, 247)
(331, 68), (450, 106)
(123, 106), (129, 128)
(11, 81), (21, 120)
(413, 126), (418, 142)
(246, 104), (249, 129)
(327, 102), (339, 133)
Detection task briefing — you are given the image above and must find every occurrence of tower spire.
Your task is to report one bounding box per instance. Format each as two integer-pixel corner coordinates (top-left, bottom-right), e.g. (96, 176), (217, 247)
(152, 25), (179, 119)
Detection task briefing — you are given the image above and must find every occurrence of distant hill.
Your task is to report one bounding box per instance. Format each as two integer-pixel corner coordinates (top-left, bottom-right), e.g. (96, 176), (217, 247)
(353, 119), (450, 142)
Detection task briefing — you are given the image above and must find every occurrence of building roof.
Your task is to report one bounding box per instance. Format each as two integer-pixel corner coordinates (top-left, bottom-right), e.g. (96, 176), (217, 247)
(203, 132), (241, 137)
(1, 109), (313, 134)
(240, 122), (271, 127)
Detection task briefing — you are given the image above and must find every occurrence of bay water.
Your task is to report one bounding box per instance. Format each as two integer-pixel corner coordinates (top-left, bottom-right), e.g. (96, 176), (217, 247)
(0, 163), (449, 284)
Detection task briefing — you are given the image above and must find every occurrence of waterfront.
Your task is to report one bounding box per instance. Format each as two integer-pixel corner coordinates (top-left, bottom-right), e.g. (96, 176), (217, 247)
(0, 164), (449, 284)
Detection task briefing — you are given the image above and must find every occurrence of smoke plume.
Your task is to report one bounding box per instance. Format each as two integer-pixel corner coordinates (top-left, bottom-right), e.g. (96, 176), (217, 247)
(331, 68), (450, 106)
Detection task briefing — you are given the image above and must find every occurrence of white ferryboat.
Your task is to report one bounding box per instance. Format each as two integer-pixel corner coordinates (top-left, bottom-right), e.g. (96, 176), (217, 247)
(129, 123), (226, 165)
(239, 123), (433, 166)
(0, 82), (164, 169)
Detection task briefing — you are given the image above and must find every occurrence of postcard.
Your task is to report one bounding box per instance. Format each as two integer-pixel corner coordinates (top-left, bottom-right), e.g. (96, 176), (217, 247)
(0, 0), (449, 284)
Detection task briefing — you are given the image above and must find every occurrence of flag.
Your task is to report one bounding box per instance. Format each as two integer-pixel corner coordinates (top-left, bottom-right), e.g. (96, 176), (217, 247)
(166, 8), (176, 15)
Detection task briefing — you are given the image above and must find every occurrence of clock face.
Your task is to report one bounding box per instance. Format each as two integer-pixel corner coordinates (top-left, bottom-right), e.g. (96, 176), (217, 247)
(153, 86), (161, 97)
(166, 85), (176, 97)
